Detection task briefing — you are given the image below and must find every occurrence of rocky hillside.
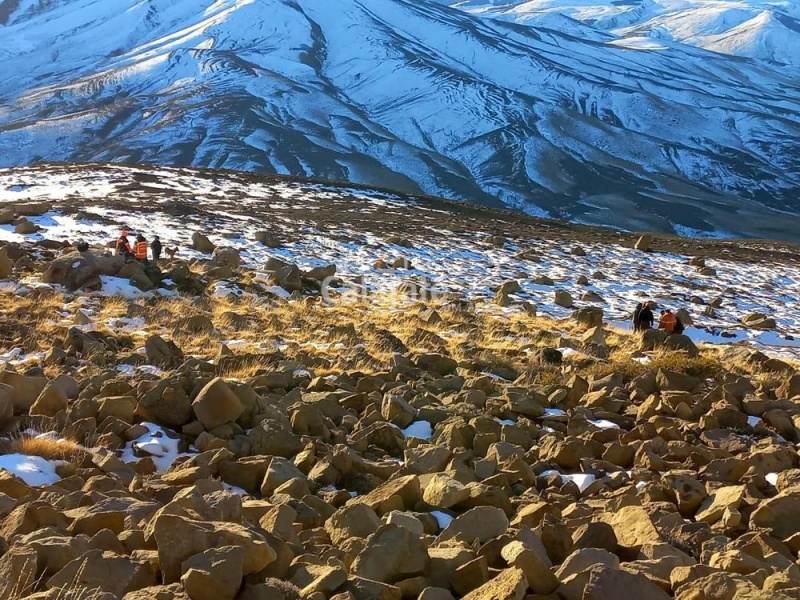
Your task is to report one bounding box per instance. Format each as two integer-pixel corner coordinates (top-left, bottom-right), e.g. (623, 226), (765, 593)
(0, 164), (800, 599)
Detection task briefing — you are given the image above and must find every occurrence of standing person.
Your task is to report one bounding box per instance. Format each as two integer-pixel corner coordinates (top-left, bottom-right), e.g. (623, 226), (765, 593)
(116, 230), (133, 258)
(134, 233), (148, 262)
(151, 235), (162, 262)
(638, 301), (655, 331)
(633, 302), (643, 332)
(659, 309), (678, 333)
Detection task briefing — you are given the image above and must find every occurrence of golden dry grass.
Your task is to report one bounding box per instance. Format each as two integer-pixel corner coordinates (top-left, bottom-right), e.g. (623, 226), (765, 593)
(0, 434), (89, 463)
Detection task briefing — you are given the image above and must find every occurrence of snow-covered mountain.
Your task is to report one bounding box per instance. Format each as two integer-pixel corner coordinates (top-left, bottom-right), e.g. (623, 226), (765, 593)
(1, 0), (799, 239)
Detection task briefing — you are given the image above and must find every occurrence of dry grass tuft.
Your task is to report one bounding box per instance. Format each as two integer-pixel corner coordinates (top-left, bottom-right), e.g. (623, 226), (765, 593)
(0, 434), (90, 463)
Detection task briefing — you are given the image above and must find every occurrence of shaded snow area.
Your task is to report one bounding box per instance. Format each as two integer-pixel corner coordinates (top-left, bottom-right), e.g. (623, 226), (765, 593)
(1, 165), (800, 361)
(0, 454), (65, 486)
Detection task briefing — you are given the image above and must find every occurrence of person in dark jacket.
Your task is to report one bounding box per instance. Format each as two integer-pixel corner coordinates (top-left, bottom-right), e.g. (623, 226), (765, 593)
(633, 302), (643, 332)
(151, 235), (162, 262)
(637, 301), (655, 331)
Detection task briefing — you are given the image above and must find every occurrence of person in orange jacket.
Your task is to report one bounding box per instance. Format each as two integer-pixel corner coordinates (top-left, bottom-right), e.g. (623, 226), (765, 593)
(659, 309), (678, 333)
(134, 233), (149, 261)
(116, 230), (133, 257)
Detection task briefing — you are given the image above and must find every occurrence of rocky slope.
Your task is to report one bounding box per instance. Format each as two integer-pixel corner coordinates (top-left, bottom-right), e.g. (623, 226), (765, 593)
(2, 0), (800, 239)
(0, 165), (799, 599)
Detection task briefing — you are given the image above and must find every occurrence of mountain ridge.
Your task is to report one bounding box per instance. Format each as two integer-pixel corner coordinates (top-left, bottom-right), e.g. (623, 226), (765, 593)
(1, 0), (799, 239)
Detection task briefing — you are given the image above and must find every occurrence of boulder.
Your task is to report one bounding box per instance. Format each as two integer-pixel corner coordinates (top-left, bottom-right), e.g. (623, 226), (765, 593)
(150, 515), (275, 583)
(144, 335), (184, 368)
(0, 208), (14, 224)
(599, 505), (660, 550)
(211, 247), (241, 268)
(254, 231), (282, 247)
(137, 382), (193, 427)
(352, 523), (429, 583)
(664, 334), (699, 356)
(462, 568), (527, 600)
(415, 354), (457, 376)
(274, 264), (302, 292)
(14, 218), (38, 234)
(423, 474), (470, 509)
(47, 549), (157, 597)
(554, 290), (573, 308)
(192, 378), (244, 430)
(191, 233), (215, 253)
(29, 383), (69, 418)
(41, 253), (101, 291)
(438, 506), (509, 544)
(0, 248), (12, 278)
(573, 307), (603, 328)
(0, 371), (47, 412)
(500, 541), (558, 594)
(180, 546), (244, 600)
(635, 235), (652, 252)
(742, 313), (777, 330)
(0, 545), (37, 599)
(750, 489), (800, 539)
(247, 419), (303, 458)
(304, 264), (337, 281)
(326, 504), (382, 545)
(583, 565), (670, 600)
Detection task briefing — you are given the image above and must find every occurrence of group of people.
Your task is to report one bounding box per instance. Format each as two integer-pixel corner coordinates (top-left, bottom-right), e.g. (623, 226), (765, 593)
(633, 301), (685, 334)
(115, 230), (162, 262)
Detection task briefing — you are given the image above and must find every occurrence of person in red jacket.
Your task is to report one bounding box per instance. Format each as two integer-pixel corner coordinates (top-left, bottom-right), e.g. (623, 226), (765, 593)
(659, 309), (678, 333)
(116, 230), (133, 257)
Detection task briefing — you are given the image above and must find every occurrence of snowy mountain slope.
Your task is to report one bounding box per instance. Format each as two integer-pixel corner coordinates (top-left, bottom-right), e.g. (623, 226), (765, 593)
(0, 0), (799, 239)
(2, 163), (800, 361)
(455, 0), (800, 69)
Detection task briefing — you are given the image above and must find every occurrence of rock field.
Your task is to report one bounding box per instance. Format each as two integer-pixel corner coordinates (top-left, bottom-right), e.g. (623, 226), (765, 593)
(0, 165), (799, 599)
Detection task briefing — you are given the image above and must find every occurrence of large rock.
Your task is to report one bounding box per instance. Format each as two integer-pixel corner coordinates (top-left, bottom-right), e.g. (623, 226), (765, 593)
(145, 335), (185, 368)
(29, 383), (69, 417)
(664, 334), (699, 356)
(500, 541), (558, 594)
(463, 568), (527, 600)
(742, 313), (777, 330)
(211, 247), (241, 267)
(635, 235), (652, 252)
(304, 264), (337, 281)
(274, 264), (302, 292)
(326, 504), (382, 545)
(180, 546), (244, 600)
(573, 307), (603, 328)
(0, 545), (37, 599)
(191, 233), (215, 253)
(750, 489), (800, 539)
(352, 523), (429, 583)
(584, 565), (670, 600)
(348, 475), (422, 515)
(46, 549), (157, 597)
(438, 506), (509, 544)
(423, 474), (470, 509)
(192, 378), (244, 430)
(599, 505), (661, 550)
(41, 253), (101, 291)
(415, 354), (457, 376)
(247, 419), (303, 458)
(0, 371), (47, 412)
(150, 515), (276, 583)
(137, 381), (193, 427)
(0, 248), (12, 278)
(554, 290), (573, 308)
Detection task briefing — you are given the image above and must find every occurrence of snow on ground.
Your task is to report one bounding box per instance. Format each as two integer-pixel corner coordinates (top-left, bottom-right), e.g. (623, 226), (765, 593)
(119, 422), (190, 472)
(0, 453), (65, 486)
(1, 167), (800, 360)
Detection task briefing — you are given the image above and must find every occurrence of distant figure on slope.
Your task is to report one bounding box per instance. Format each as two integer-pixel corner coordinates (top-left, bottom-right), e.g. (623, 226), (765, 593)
(151, 235), (162, 262)
(134, 233), (148, 262)
(116, 230), (133, 258)
(637, 301), (655, 331)
(633, 302), (643, 332)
